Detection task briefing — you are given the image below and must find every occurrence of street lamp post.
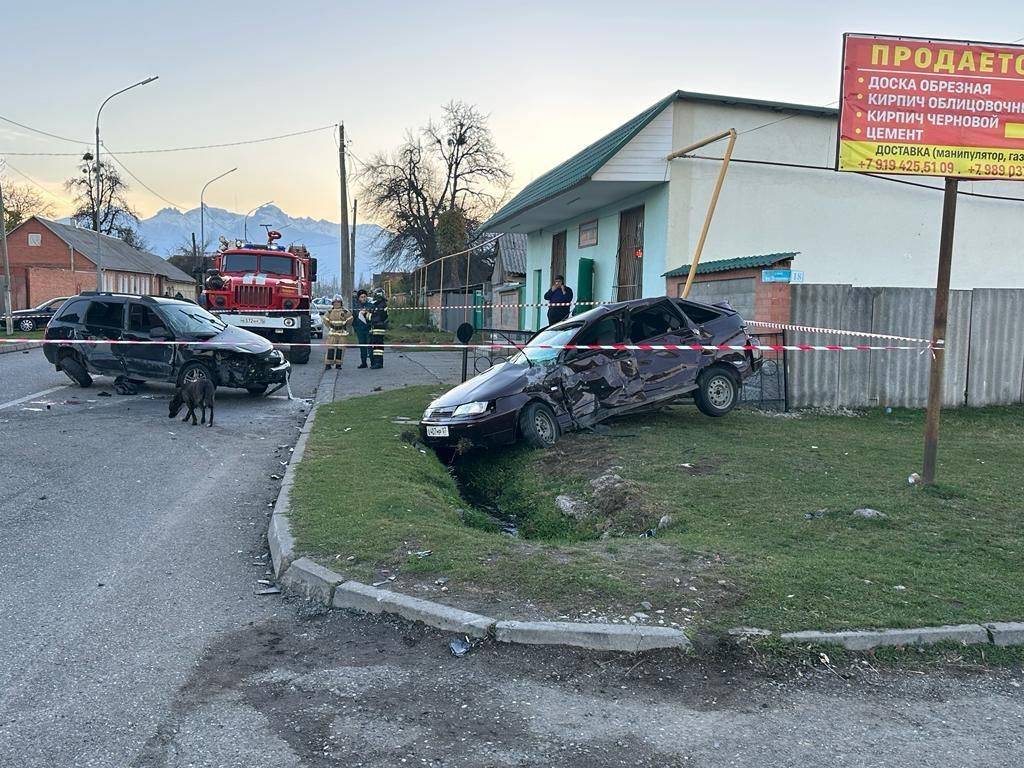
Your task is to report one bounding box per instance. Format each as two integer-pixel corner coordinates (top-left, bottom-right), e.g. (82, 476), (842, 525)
(94, 76), (158, 291)
(243, 199), (273, 241)
(200, 168), (238, 265)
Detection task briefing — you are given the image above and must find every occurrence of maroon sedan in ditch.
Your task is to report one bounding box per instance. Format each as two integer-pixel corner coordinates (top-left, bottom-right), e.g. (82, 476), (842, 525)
(420, 296), (762, 452)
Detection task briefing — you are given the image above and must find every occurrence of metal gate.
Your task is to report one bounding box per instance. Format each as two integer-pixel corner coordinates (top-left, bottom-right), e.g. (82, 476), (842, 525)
(615, 206), (644, 301)
(740, 332), (788, 411)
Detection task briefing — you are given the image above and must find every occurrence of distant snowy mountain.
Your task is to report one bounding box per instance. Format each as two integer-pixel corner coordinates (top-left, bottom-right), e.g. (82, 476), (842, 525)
(135, 204), (388, 285)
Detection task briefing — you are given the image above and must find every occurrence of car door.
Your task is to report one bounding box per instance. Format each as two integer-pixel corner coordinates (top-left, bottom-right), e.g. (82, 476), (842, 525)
(80, 299), (126, 375)
(558, 310), (645, 424)
(627, 300), (705, 398)
(119, 302), (175, 380)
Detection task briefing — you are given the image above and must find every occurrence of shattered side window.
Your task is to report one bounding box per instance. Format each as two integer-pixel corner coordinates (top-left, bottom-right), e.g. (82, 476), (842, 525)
(83, 301), (125, 330)
(575, 315), (621, 346)
(54, 299), (89, 324)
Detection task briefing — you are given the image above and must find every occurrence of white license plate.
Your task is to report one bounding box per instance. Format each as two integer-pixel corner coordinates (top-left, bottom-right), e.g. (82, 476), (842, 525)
(238, 316), (266, 326)
(426, 426), (449, 438)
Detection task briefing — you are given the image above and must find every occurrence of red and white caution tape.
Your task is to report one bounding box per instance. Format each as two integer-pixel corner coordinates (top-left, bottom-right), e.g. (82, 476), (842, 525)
(0, 338), (934, 352)
(746, 320), (937, 346)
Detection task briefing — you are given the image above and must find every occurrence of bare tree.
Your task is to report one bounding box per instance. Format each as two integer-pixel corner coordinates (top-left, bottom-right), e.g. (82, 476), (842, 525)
(1, 182), (55, 232)
(357, 101), (511, 269)
(166, 235), (211, 281)
(65, 156), (145, 247)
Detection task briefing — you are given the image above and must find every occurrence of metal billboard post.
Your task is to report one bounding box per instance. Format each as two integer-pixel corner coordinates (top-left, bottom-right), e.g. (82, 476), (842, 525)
(921, 177), (958, 484)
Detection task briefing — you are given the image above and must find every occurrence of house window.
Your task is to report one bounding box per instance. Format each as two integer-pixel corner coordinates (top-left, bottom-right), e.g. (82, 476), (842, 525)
(28, 233), (42, 246)
(550, 231), (566, 282)
(578, 220), (598, 248)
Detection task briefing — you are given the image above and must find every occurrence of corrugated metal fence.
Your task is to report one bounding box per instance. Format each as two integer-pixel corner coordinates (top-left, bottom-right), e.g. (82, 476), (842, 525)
(787, 285), (1024, 408)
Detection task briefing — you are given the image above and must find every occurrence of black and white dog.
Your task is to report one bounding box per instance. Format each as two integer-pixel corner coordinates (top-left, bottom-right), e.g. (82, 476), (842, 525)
(168, 379), (215, 427)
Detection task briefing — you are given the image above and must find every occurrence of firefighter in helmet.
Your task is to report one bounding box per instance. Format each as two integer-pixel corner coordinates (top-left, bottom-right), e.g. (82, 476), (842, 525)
(324, 296), (352, 370)
(368, 288), (389, 369)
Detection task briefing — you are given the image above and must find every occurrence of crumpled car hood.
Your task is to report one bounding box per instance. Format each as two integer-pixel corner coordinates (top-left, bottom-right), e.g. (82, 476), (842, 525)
(430, 361), (529, 407)
(194, 324), (274, 355)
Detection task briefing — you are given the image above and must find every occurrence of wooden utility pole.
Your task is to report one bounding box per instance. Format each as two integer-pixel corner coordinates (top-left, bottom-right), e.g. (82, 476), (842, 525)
(0, 176), (13, 334)
(350, 198), (357, 289)
(338, 123), (353, 302)
(921, 177), (959, 484)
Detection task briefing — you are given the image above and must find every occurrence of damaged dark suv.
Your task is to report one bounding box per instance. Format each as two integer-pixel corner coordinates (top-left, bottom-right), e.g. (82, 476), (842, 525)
(43, 293), (290, 394)
(420, 296), (761, 452)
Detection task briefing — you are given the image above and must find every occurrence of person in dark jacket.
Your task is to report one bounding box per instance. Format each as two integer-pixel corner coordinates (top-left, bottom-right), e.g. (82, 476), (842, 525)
(544, 275), (573, 325)
(352, 290), (372, 369)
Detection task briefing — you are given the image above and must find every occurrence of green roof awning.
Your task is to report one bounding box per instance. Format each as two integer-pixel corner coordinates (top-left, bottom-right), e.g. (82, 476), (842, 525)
(482, 90), (836, 233)
(663, 252), (798, 278)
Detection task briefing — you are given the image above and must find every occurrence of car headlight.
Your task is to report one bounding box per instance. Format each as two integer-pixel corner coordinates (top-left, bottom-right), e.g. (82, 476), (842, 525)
(453, 401), (489, 417)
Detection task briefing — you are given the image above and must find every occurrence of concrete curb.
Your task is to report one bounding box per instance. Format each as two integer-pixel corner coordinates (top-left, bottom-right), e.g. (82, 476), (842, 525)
(778, 624), (989, 651)
(268, 402), (318, 578)
(0, 341), (42, 355)
(333, 581), (495, 638)
(495, 620), (691, 652)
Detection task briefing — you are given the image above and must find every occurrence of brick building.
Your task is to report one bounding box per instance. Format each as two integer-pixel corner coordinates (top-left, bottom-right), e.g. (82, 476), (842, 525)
(4, 216), (194, 310)
(663, 252), (795, 324)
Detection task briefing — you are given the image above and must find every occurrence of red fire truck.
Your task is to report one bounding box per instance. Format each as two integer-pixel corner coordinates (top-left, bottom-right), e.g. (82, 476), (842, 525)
(200, 232), (316, 364)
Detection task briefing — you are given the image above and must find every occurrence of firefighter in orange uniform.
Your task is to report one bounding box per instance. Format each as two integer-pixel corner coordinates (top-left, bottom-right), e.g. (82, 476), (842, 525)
(324, 297), (352, 370)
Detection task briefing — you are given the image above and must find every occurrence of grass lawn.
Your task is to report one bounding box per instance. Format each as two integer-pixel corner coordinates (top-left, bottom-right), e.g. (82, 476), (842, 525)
(3, 329), (45, 340)
(289, 386), (1024, 637)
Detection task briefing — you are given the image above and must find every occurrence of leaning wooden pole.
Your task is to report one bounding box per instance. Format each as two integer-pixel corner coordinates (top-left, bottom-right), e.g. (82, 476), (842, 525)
(665, 128), (737, 297)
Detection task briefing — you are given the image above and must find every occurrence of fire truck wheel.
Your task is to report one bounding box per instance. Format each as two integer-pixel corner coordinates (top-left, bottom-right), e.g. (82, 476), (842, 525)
(288, 344), (311, 364)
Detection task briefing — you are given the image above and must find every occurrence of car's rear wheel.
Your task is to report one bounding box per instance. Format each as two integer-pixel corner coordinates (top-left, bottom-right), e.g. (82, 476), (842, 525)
(695, 367), (740, 417)
(176, 361), (215, 389)
(60, 354), (92, 388)
(18, 318), (35, 332)
(520, 401), (560, 449)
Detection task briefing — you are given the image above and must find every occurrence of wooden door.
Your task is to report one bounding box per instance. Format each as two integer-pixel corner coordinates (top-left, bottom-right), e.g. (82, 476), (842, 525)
(615, 206), (645, 301)
(550, 231), (567, 282)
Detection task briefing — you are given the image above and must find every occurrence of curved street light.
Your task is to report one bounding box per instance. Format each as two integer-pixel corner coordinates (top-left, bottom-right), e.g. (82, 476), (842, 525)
(94, 76), (159, 290)
(199, 168), (238, 262)
(243, 200), (274, 241)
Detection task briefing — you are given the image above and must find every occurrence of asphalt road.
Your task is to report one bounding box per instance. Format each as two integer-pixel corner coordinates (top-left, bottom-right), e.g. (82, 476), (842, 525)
(1, 347), (1021, 767)
(0, 348), (319, 767)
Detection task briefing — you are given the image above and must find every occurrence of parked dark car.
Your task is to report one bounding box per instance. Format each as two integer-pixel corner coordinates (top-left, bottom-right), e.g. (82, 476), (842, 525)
(8, 296), (72, 332)
(43, 292), (291, 394)
(420, 296), (762, 452)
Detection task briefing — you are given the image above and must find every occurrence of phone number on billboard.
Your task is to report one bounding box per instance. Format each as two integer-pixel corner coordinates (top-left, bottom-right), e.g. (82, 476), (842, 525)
(860, 158), (957, 174)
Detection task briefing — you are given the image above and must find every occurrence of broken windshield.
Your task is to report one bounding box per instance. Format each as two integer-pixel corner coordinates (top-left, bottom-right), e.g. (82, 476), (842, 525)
(509, 325), (581, 366)
(160, 303), (227, 337)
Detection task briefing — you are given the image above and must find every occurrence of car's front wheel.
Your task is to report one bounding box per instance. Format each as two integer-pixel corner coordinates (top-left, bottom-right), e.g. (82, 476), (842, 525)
(60, 354), (92, 388)
(18, 318), (35, 332)
(519, 401), (560, 449)
(176, 361), (215, 389)
(694, 367), (740, 417)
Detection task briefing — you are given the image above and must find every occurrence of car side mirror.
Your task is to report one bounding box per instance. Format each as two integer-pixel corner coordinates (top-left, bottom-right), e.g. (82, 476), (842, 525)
(150, 326), (171, 340)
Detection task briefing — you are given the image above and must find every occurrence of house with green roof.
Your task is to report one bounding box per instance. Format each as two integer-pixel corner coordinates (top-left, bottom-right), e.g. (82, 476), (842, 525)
(483, 90), (1024, 330)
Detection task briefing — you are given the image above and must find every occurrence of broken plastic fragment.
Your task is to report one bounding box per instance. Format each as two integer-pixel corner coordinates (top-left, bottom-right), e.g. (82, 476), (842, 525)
(449, 638), (473, 657)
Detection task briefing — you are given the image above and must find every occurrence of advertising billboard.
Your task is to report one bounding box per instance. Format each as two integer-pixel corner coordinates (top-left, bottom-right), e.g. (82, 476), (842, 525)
(838, 33), (1024, 179)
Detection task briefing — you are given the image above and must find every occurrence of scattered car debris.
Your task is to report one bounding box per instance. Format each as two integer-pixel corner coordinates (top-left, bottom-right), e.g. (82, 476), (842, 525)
(413, 550), (432, 559)
(256, 586), (281, 596)
(804, 509), (827, 520)
(113, 377), (138, 395)
(448, 637), (480, 657)
(639, 527), (657, 539)
(269, 474), (282, 480)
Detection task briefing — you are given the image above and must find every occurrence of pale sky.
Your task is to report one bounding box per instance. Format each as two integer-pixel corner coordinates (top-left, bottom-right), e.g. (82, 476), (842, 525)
(1, 0), (1020, 223)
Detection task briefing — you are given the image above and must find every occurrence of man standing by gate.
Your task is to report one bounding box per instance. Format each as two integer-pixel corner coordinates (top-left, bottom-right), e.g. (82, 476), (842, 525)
(544, 275), (573, 325)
